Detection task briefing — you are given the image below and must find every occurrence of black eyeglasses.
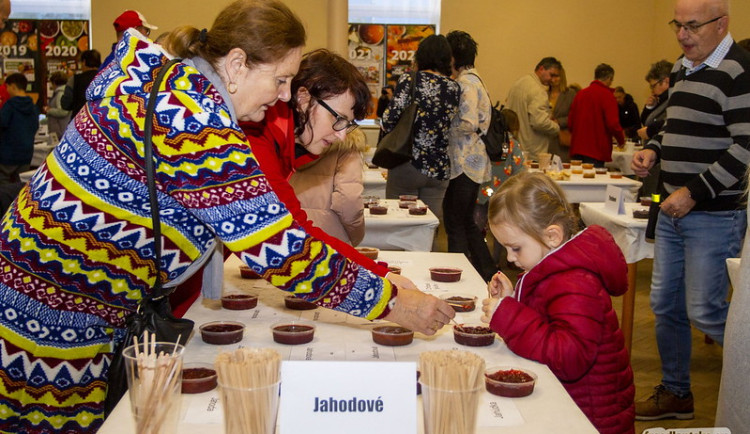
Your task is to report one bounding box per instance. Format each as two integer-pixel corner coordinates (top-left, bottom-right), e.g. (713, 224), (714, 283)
(649, 78), (665, 90)
(316, 99), (358, 133)
(668, 16), (724, 34)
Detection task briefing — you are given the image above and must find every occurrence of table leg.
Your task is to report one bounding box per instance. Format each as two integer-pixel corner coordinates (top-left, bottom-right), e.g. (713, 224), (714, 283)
(621, 263), (637, 357)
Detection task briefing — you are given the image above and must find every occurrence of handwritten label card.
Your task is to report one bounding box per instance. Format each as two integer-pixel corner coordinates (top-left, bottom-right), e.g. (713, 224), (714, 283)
(280, 361), (416, 434)
(604, 184), (626, 215)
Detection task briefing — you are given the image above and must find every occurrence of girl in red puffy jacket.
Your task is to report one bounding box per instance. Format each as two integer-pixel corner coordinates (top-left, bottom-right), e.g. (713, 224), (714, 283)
(481, 172), (634, 434)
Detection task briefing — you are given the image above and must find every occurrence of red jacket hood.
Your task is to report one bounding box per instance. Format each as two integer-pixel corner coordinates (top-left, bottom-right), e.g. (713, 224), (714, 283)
(516, 225), (628, 299)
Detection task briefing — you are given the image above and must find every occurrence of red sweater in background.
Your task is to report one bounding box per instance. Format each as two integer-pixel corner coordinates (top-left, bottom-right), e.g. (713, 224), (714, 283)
(568, 80), (625, 162)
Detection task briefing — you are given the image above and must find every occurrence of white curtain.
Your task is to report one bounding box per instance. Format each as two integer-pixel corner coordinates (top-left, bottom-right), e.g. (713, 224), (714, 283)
(10, 0), (90, 20)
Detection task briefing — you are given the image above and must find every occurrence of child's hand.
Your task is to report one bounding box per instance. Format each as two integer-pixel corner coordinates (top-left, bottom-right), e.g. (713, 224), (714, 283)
(488, 272), (514, 298)
(481, 297), (499, 323)
(481, 273), (514, 323)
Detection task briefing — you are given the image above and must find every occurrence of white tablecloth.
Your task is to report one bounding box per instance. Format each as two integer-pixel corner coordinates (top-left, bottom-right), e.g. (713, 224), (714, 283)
(552, 172), (642, 204)
(579, 202), (653, 264)
(99, 252), (596, 434)
(361, 199), (438, 251)
(363, 167), (387, 198)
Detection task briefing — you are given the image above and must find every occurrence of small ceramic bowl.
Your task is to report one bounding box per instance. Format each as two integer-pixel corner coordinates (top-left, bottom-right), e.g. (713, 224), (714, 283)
(429, 267), (462, 282)
(484, 366), (537, 397)
(441, 294), (477, 312)
(271, 321), (315, 345)
(408, 204), (428, 215)
(399, 194), (418, 202)
(369, 205), (388, 215)
(356, 246), (379, 260)
(284, 295), (318, 310)
(221, 294), (258, 310)
(182, 363), (218, 394)
(371, 325), (414, 346)
(453, 324), (496, 347)
(199, 321), (244, 345)
(239, 265), (262, 279)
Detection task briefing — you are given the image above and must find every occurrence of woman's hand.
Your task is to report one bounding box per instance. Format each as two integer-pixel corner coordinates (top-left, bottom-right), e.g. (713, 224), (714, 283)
(383, 288), (455, 335)
(386, 272), (417, 290)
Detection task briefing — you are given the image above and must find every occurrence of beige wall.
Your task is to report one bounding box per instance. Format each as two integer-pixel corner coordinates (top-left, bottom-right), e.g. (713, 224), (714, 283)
(90, 0), (750, 109)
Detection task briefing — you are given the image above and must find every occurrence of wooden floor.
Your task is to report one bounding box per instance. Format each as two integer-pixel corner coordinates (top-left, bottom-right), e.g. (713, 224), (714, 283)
(615, 258), (724, 433)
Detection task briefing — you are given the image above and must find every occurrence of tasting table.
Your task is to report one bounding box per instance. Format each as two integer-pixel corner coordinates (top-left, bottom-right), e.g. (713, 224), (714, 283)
(363, 167), (387, 198)
(534, 170), (642, 203)
(100, 252), (597, 434)
(361, 199), (439, 251)
(579, 201), (653, 356)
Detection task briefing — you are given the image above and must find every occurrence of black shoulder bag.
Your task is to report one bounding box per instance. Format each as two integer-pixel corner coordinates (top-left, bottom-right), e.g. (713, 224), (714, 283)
(372, 71), (417, 169)
(469, 72), (510, 162)
(103, 58), (195, 416)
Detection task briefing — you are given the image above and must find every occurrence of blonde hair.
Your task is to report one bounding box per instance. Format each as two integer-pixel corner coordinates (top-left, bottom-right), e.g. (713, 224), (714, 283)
(488, 172), (579, 245)
(161, 0), (305, 70)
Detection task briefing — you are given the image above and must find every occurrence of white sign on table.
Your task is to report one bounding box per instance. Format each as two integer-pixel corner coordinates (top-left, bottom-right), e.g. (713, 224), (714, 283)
(604, 185), (627, 215)
(280, 361), (417, 434)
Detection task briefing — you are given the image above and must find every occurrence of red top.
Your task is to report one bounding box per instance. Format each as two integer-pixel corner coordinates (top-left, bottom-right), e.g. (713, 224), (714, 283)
(568, 80), (625, 162)
(242, 102), (388, 277)
(490, 226), (634, 434)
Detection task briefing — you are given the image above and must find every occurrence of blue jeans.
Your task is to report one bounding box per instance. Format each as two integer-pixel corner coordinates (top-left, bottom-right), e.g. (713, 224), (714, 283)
(651, 209), (746, 395)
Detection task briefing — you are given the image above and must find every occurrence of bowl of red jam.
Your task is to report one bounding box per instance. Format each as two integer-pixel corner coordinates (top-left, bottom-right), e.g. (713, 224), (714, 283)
(182, 363), (218, 394)
(408, 204), (428, 215)
(485, 366), (537, 397)
(399, 195), (418, 202)
(199, 321), (245, 345)
(369, 205), (388, 215)
(453, 324), (496, 347)
(441, 295), (477, 312)
(356, 246), (379, 260)
(284, 295), (318, 310)
(221, 294), (258, 310)
(371, 325), (414, 346)
(429, 267), (462, 282)
(239, 265), (262, 279)
(272, 321), (316, 345)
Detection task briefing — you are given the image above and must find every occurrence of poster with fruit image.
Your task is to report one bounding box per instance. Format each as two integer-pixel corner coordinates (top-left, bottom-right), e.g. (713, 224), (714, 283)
(40, 20), (89, 71)
(385, 25), (435, 89)
(0, 20), (42, 93)
(348, 24), (385, 120)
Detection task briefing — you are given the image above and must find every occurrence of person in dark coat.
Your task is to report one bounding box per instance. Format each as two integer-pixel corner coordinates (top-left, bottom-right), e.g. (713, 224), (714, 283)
(0, 73), (39, 183)
(614, 86), (641, 140)
(61, 49), (101, 118)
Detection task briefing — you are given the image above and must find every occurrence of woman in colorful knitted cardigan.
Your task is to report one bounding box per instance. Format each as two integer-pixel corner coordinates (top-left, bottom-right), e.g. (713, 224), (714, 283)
(0, 1), (453, 432)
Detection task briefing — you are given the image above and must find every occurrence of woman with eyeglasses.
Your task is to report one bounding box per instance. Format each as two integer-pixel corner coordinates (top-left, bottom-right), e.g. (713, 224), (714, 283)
(637, 59), (674, 142)
(243, 49), (451, 312)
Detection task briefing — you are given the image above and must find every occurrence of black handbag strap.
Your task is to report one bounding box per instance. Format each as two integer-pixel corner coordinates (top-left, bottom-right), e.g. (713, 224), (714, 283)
(144, 58), (181, 300)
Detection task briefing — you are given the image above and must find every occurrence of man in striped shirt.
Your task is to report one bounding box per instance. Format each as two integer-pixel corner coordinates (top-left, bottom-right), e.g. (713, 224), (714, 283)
(631, 0), (750, 422)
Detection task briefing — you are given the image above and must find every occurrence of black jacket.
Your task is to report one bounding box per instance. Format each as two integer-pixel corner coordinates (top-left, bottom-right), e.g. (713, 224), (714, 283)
(0, 96), (39, 165)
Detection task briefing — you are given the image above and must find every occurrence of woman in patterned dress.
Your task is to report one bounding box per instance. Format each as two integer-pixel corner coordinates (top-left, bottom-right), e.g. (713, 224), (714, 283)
(0, 1), (452, 432)
(381, 34), (460, 223)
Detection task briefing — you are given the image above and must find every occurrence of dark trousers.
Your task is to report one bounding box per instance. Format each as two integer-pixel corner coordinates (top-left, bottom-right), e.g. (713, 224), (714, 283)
(443, 173), (497, 281)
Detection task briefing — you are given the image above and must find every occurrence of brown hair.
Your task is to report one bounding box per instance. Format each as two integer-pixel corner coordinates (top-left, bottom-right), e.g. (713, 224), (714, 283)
(162, 0), (305, 70)
(488, 172), (578, 245)
(50, 70), (69, 86)
(290, 48), (371, 137)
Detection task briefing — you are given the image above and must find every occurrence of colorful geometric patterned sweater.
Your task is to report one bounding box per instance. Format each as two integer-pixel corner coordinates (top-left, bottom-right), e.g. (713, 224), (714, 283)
(0, 32), (394, 433)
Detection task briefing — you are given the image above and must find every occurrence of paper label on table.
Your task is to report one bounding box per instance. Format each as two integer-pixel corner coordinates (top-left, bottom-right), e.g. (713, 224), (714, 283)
(280, 361), (417, 434)
(288, 343), (397, 361)
(642, 429), (730, 434)
(550, 154), (563, 171)
(604, 184), (626, 215)
(182, 391), (223, 424)
(300, 308), (348, 323)
(477, 395), (524, 426)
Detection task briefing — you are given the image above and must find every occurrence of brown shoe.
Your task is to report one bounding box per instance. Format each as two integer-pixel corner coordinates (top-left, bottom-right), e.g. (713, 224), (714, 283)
(635, 385), (694, 421)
